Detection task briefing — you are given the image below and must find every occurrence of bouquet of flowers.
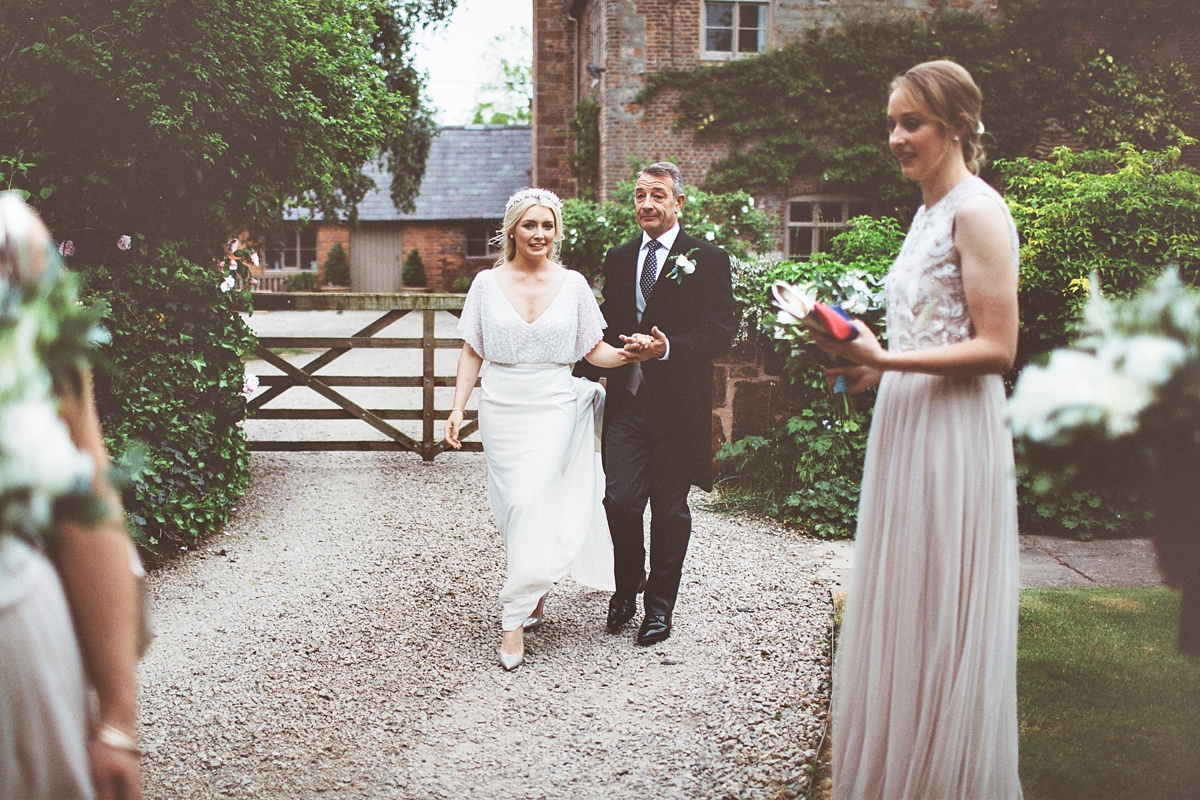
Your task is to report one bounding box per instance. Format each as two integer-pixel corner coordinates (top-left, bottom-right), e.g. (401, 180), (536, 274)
(0, 245), (109, 550)
(1009, 268), (1200, 653)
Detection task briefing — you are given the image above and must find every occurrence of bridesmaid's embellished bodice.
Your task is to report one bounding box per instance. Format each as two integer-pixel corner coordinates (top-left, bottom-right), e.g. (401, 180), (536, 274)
(885, 176), (1018, 352)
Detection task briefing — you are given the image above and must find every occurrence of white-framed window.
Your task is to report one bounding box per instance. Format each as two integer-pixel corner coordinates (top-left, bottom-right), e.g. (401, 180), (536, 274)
(787, 196), (874, 259)
(703, 2), (769, 59)
(263, 225), (317, 271)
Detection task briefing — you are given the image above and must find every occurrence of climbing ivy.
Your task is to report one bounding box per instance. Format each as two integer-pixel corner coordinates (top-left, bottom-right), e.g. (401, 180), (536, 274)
(642, 5), (1198, 219)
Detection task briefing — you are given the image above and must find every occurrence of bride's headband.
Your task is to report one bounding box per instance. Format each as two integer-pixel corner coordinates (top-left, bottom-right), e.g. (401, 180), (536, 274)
(505, 187), (562, 213)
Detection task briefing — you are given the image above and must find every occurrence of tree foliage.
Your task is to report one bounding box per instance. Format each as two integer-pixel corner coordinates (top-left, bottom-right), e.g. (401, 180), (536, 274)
(468, 26), (532, 126)
(0, 0), (454, 548)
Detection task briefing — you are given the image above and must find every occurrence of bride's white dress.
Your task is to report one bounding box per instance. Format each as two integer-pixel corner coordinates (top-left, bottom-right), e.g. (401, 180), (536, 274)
(458, 269), (615, 630)
(832, 177), (1023, 799)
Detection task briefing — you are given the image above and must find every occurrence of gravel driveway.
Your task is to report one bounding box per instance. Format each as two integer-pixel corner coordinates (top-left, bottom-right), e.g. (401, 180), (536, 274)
(136, 310), (842, 799)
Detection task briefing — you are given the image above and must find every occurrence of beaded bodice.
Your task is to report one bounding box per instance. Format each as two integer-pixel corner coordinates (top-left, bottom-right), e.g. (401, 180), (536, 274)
(885, 177), (1019, 352)
(457, 268), (605, 365)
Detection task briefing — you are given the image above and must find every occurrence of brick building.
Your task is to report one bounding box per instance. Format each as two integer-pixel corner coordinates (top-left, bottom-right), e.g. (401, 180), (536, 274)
(534, 0), (1200, 257)
(257, 125), (531, 292)
(532, 1), (1200, 449)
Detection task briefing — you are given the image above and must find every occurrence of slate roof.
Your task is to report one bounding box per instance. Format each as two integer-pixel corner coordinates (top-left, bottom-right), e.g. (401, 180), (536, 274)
(357, 125), (532, 221)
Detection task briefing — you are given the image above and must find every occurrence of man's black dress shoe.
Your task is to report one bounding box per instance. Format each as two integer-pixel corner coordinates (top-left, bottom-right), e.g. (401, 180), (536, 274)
(606, 574), (649, 632)
(606, 594), (638, 632)
(636, 613), (672, 645)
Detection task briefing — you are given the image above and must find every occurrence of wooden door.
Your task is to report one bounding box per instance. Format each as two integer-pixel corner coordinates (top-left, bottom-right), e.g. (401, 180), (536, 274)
(349, 224), (403, 292)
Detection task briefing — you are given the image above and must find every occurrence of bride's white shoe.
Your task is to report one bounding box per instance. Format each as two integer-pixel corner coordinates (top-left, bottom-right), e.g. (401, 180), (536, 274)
(499, 628), (524, 671)
(498, 647), (524, 670)
(522, 593), (549, 631)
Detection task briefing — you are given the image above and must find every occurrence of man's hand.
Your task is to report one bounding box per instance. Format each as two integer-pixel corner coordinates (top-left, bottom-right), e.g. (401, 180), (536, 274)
(619, 327), (669, 362)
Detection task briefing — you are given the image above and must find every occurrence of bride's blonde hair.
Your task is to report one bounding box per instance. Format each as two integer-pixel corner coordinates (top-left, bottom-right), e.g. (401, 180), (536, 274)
(891, 60), (987, 174)
(495, 188), (564, 264)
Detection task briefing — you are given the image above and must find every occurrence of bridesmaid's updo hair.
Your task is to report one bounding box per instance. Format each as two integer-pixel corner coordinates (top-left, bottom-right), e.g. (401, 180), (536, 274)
(496, 187), (564, 264)
(891, 60), (986, 174)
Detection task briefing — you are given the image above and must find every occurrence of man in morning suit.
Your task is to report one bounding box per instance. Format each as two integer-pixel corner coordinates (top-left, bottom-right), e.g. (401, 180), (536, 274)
(595, 162), (737, 645)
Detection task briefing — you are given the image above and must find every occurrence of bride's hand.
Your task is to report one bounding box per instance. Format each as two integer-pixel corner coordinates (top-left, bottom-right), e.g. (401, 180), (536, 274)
(444, 409), (464, 450)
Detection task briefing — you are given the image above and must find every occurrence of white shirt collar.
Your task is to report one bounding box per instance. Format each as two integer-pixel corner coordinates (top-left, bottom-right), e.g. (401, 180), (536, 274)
(641, 223), (681, 254)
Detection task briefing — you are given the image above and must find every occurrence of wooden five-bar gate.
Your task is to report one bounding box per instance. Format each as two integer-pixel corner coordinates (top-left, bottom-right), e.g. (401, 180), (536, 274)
(247, 292), (479, 460)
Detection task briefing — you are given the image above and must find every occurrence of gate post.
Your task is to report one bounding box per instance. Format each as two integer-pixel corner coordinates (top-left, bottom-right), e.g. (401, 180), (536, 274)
(422, 308), (436, 461)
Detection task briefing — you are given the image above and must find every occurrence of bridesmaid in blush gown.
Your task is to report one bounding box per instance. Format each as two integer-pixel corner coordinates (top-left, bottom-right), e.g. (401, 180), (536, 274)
(817, 62), (1024, 799)
(444, 188), (646, 671)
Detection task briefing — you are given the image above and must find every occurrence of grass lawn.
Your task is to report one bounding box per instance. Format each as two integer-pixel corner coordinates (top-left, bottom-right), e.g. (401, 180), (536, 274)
(1018, 588), (1200, 800)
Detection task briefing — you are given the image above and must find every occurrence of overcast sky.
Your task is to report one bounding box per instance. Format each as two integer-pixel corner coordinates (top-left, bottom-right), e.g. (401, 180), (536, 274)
(413, 0), (534, 126)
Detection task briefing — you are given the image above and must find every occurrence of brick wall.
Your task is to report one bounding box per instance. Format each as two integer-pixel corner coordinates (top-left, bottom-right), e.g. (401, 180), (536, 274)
(396, 222), (499, 291)
(533, 0), (578, 196)
(316, 224), (351, 286)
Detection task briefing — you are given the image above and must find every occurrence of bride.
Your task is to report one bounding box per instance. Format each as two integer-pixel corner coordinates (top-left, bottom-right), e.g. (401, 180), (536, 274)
(444, 188), (645, 670)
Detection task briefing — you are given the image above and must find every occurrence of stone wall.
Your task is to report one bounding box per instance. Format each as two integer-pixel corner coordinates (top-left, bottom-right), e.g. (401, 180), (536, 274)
(711, 331), (806, 454)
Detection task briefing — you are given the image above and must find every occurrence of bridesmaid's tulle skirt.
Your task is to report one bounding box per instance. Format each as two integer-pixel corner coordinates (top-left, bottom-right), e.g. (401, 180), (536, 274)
(479, 363), (614, 630)
(832, 371), (1023, 800)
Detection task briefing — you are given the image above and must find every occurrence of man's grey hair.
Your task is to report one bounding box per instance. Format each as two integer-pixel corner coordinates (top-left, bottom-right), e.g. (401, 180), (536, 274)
(637, 162), (685, 199)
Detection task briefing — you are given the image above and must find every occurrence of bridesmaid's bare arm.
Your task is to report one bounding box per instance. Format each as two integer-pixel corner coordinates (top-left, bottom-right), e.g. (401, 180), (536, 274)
(816, 195), (1018, 377)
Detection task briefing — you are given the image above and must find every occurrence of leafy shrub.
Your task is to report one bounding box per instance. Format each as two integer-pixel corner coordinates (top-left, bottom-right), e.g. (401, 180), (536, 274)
(1003, 143), (1200, 365)
(452, 274), (474, 293)
(715, 404), (873, 540)
(403, 248), (427, 287)
(714, 217), (901, 539)
(86, 242), (255, 548)
(323, 243), (350, 286)
(559, 179), (775, 282)
(285, 271), (319, 292)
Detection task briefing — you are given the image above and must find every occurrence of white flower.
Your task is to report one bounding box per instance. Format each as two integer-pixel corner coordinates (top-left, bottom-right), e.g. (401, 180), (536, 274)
(748, 197), (755, 207)
(117, 235), (132, 251)
(0, 400), (93, 531)
(705, 230), (716, 241)
(741, 205), (749, 214)
(242, 373), (260, 396)
(596, 216), (606, 224)
(228, 262), (237, 271)
(676, 254), (696, 274)
(250, 252), (259, 267)
(1097, 334), (1186, 387)
(220, 275), (236, 293)
(230, 237), (240, 252)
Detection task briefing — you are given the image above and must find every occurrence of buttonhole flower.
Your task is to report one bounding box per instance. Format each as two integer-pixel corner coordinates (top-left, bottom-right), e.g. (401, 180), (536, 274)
(117, 235), (132, 251)
(57, 240), (74, 257)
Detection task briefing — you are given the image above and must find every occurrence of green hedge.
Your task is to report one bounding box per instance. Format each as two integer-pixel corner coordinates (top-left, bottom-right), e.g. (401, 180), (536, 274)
(87, 242), (255, 548)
